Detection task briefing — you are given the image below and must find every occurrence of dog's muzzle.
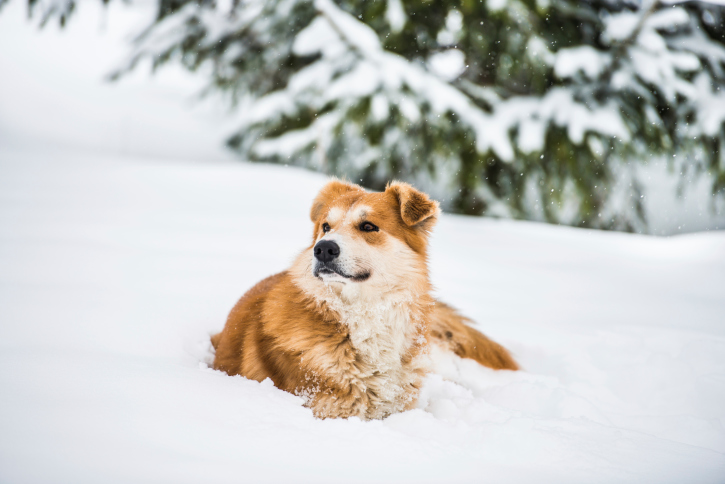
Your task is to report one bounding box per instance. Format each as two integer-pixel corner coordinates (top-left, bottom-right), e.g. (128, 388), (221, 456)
(312, 242), (371, 282)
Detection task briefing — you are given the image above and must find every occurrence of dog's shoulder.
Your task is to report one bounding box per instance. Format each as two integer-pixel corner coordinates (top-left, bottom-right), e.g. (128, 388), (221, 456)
(212, 272), (287, 375)
(262, 274), (349, 359)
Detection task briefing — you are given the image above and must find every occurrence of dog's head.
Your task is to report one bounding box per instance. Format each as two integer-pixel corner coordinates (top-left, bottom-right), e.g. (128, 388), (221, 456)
(303, 179), (439, 292)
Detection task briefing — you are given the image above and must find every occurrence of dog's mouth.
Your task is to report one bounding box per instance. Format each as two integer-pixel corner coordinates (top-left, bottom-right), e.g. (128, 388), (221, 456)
(314, 262), (371, 282)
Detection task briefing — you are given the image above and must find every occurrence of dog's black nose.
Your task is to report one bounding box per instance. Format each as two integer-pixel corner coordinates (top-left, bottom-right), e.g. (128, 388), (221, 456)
(314, 240), (340, 263)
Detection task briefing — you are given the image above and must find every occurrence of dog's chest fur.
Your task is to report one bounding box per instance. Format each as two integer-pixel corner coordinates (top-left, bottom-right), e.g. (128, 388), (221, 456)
(318, 292), (429, 419)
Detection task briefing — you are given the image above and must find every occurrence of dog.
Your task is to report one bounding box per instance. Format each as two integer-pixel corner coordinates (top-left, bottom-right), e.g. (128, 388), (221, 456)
(211, 179), (518, 419)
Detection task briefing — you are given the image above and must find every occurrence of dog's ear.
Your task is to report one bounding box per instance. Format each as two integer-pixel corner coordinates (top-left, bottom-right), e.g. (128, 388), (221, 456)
(310, 179), (361, 222)
(386, 181), (440, 227)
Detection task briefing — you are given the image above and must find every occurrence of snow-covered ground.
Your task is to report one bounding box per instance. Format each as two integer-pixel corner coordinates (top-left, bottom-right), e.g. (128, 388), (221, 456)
(0, 0), (233, 161)
(1, 145), (724, 483)
(1, 1), (725, 482)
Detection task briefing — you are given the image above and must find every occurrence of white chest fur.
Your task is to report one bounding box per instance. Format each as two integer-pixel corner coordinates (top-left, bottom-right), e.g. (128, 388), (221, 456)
(339, 297), (415, 370)
(328, 292), (429, 416)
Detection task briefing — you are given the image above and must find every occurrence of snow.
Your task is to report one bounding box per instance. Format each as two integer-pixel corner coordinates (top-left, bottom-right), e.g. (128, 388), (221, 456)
(2, 144), (725, 483)
(0, 1), (233, 162)
(554, 46), (610, 80)
(487, 0), (509, 13)
(428, 49), (466, 81)
(436, 9), (463, 46)
(664, 0), (725, 5)
(498, 88), (630, 150)
(293, 15), (344, 58)
(603, 11), (640, 42)
(603, 5), (702, 103)
(371, 93), (391, 122)
(646, 6), (691, 30)
(693, 74), (725, 137)
(1, 2), (725, 481)
(275, 0), (634, 166)
(527, 36), (556, 66)
(385, 0), (407, 34)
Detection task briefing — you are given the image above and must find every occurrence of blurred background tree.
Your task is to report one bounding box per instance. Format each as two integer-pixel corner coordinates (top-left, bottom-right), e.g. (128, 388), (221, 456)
(8, 0), (725, 231)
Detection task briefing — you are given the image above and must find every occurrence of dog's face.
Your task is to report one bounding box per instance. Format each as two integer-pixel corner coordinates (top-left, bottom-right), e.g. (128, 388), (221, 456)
(305, 180), (439, 292)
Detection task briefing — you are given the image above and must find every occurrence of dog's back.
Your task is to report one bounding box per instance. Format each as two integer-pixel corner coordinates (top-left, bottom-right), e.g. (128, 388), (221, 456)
(429, 302), (518, 370)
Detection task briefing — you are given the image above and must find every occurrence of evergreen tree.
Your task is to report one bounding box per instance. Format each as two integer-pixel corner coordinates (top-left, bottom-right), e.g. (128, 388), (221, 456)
(14, 0), (725, 231)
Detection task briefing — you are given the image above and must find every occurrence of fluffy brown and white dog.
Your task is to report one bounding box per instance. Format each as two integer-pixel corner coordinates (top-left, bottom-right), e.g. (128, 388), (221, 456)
(211, 179), (517, 419)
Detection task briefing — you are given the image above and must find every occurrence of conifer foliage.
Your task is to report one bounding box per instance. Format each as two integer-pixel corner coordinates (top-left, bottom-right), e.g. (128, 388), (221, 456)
(13, 0), (725, 230)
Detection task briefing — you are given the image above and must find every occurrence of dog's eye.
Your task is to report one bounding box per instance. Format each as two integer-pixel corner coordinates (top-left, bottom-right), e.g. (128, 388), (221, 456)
(360, 222), (379, 232)
(322, 223), (331, 233)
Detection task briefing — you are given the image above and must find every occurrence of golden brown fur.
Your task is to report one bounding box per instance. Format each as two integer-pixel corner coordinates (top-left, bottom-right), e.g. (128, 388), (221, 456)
(212, 180), (517, 419)
(429, 302), (518, 370)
